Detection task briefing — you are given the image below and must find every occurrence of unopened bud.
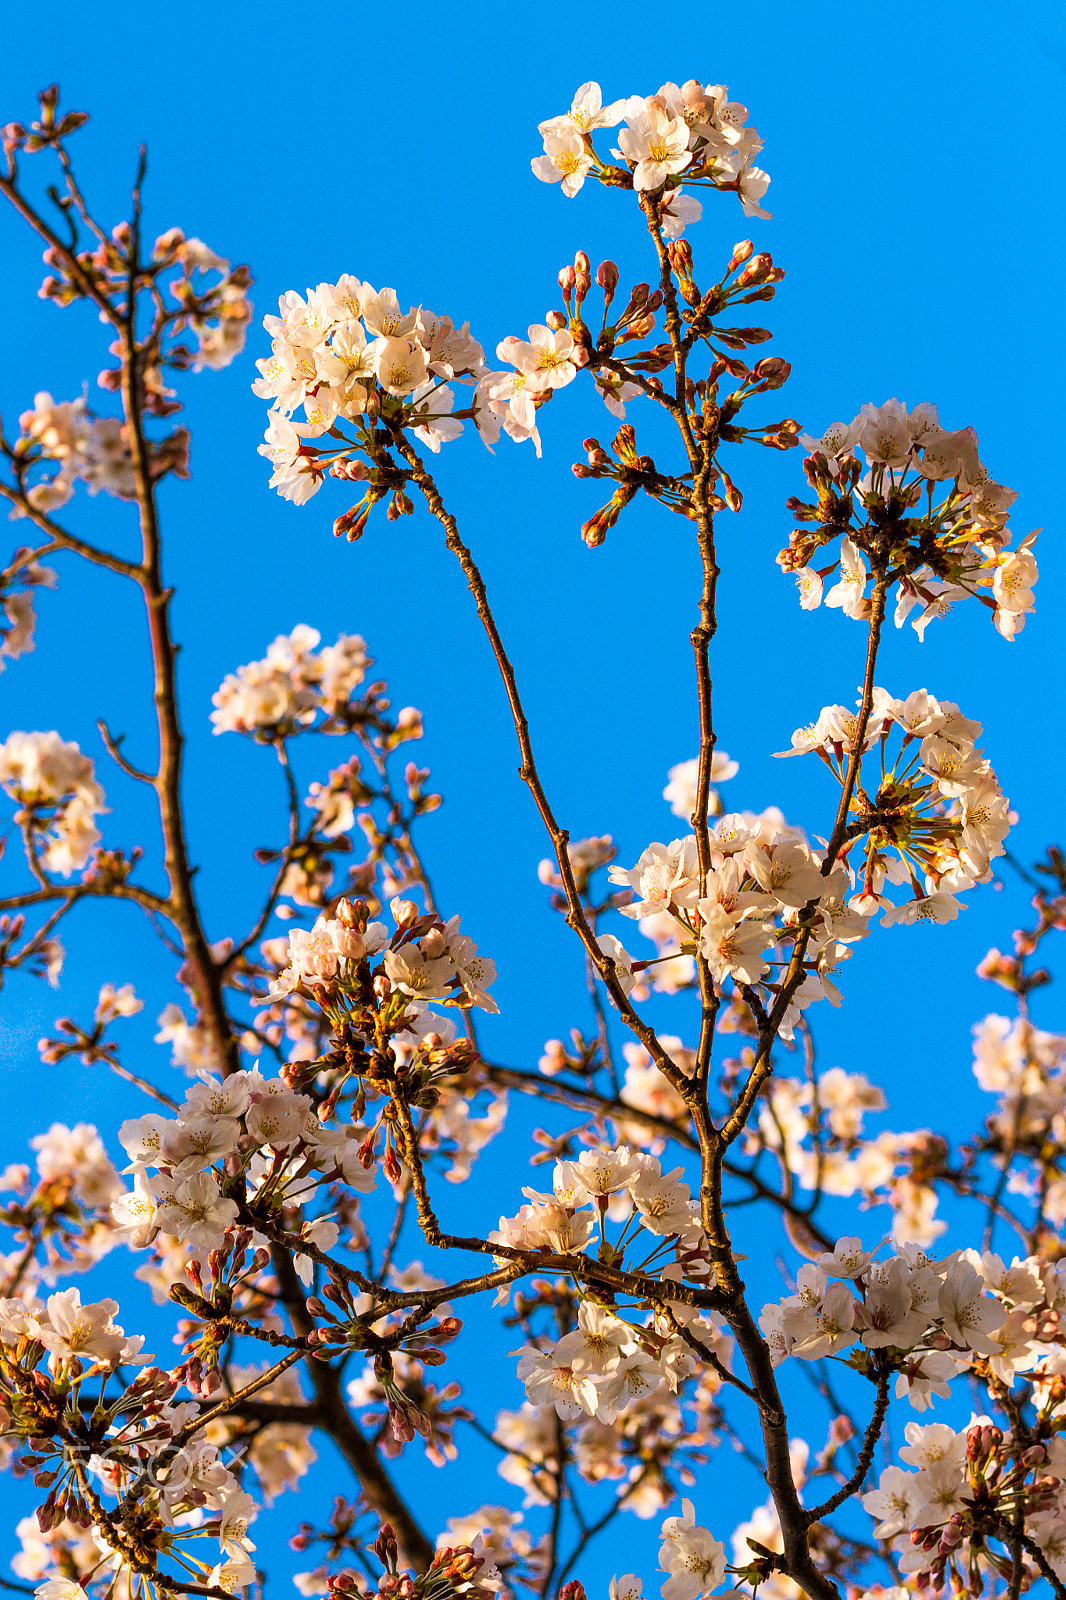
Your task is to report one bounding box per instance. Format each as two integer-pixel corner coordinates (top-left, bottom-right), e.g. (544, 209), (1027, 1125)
(753, 356), (792, 390)
(596, 260), (619, 294)
(734, 252), (773, 289)
(374, 1523), (399, 1573)
(558, 1584), (587, 1600)
(720, 469), (743, 512)
(669, 238), (693, 275)
(390, 896), (417, 928)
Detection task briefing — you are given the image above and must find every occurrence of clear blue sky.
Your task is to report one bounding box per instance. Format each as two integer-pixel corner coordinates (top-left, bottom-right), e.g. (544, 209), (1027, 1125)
(0, 0), (1064, 1591)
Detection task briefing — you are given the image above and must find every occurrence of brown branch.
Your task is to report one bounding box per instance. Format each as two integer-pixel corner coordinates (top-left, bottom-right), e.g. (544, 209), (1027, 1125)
(168, 1349), (307, 1447)
(226, 739), (304, 965)
(0, 170), (120, 324)
(389, 1090), (725, 1311)
(267, 1240), (434, 1572)
(95, 1054), (180, 1110)
(113, 225), (238, 1076)
(0, 483), (141, 578)
(0, 879), (169, 917)
(664, 1307), (769, 1414)
(719, 567), (891, 1151)
(98, 717), (154, 784)
(394, 433), (691, 1102)
(803, 1363), (890, 1523)
(992, 1518), (1066, 1600)
(640, 201), (721, 1093)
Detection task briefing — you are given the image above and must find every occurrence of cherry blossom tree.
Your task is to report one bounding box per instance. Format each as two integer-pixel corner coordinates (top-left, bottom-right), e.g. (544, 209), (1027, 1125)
(0, 77), (1062, 1600)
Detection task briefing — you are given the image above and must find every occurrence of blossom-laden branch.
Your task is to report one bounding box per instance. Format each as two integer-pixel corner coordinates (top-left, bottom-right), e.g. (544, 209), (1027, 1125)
(0, 72), (1058, 1600)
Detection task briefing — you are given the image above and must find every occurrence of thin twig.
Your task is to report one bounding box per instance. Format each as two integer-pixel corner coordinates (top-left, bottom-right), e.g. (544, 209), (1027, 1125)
(804, 1364), (890, 1524)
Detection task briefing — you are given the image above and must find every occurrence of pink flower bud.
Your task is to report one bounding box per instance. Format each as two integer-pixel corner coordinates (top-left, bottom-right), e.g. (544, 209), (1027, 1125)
(596, 260), (619, 293)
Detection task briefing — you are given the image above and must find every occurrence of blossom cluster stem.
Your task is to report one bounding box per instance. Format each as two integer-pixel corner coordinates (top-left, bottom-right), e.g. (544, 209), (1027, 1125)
(720, 567), (892, 1152)
(115, 219), (238, 1076)
(641, 202), (722, 1091)
(395, 435), (689, 1097)
(0, 160), (239, 1075)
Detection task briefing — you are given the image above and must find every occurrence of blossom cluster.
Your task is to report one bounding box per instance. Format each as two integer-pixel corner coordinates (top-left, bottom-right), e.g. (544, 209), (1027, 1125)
(268, 899), (497, 1017)
(148, 228), (254, 373)
(778, 686), (1010, 922)
(532, 79), (770, 223)
(110, 1063), (374, 1262)
(13, 391), (189, 514)
(537, 755), (749, 1009)
(498, 1145), (728, 1422)
(465, 267), (661, 456)
(0, 550), (54, 669)
(604, 812), (868, 1033)
(863, 1417), (1066, 1587)
(4, 213), (247, 530)
(760, 1238), (1016, 1398)
(252, 898), (502, 1183)
(210, 622), (438, 913)
(34, 212), (251, 379)
(0, 1120), (122, 1286)
(971, 1011), (1066, 1224)
(744, 1066), (957, 1247)
(0, 729), (105, 874)
(657, 1500), (727, 1600)
(0, 1283), (145, 1372)
(253, 278), (489, 501)
(210, 624), (372, 737)
(0, 1285), (260, 1593)
(783, 399), (1036, 640)
(494, 1346), (726, 1523)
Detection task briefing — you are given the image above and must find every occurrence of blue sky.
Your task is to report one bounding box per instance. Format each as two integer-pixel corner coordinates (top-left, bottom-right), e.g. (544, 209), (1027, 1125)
(0, 0), (1064, 1592)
